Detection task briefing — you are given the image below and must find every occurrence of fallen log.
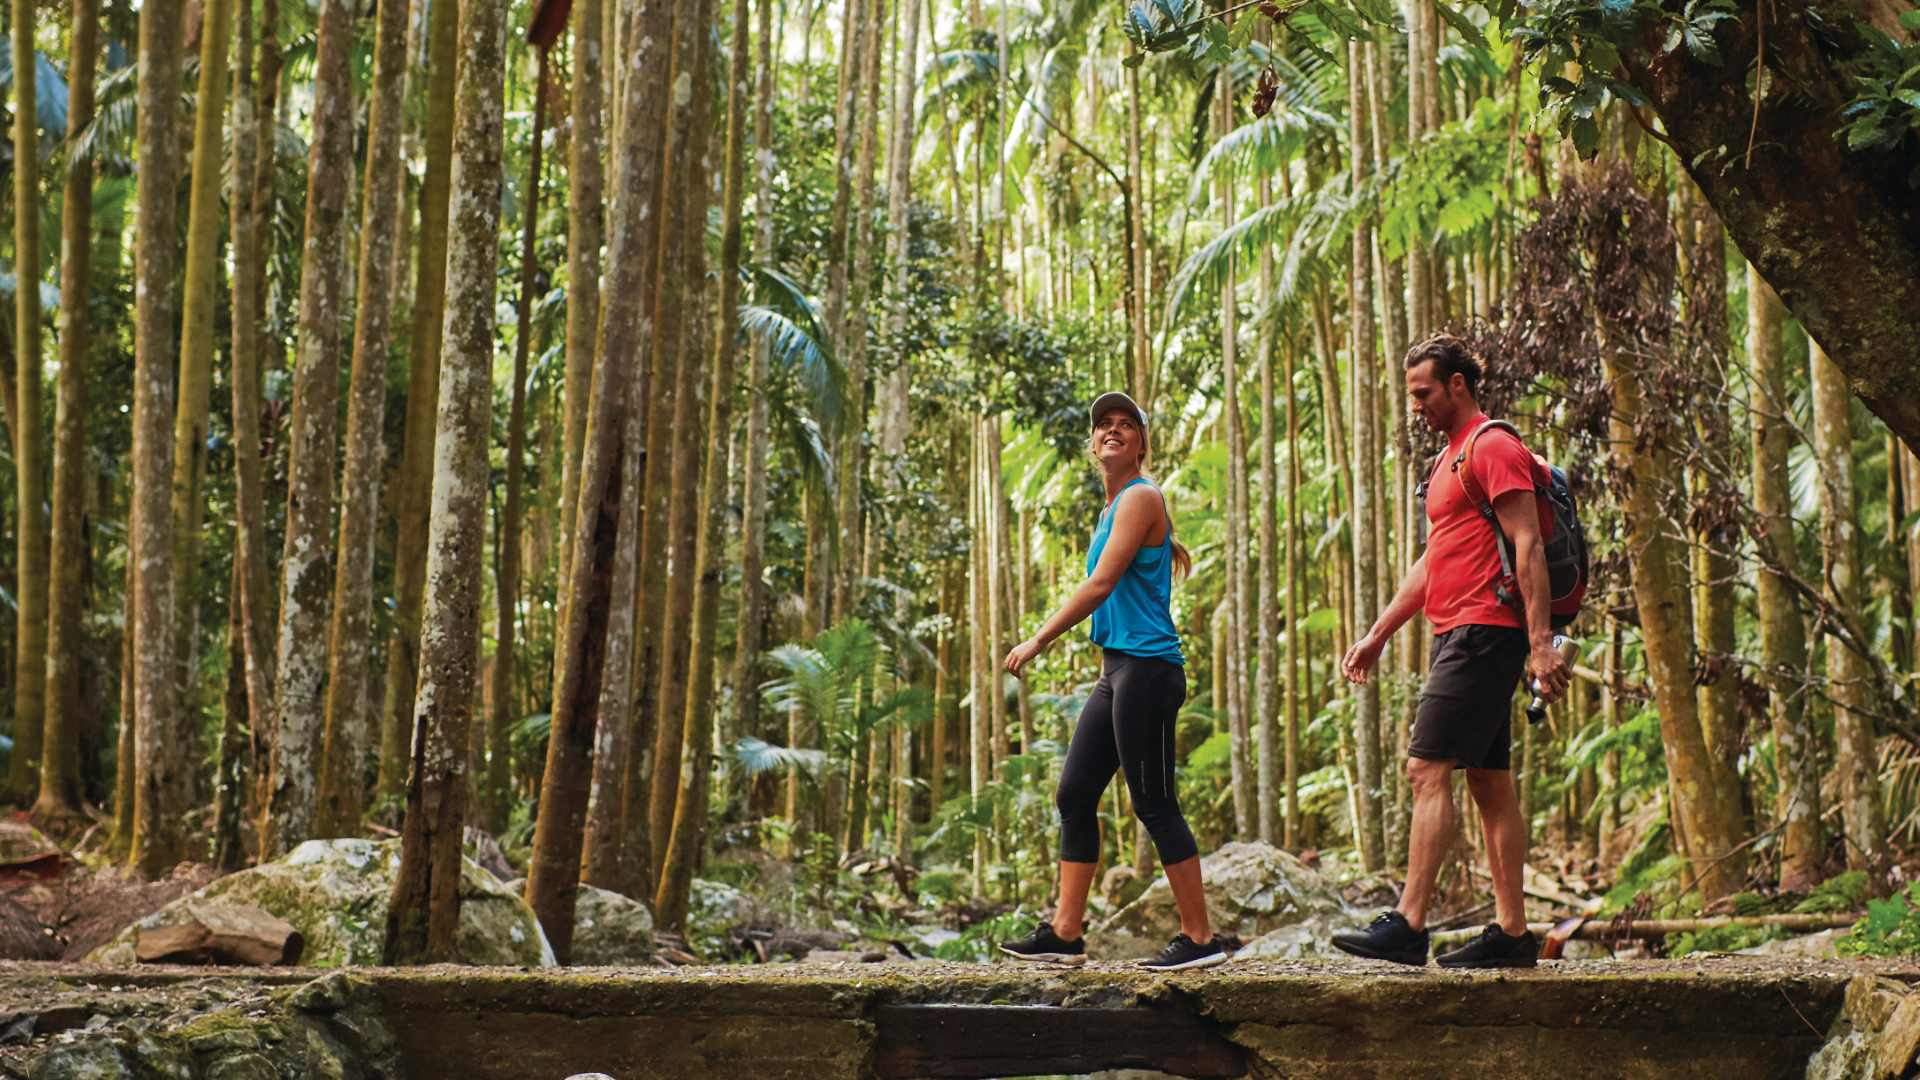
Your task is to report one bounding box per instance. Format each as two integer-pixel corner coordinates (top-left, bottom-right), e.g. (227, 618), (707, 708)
(134, 901), (304, 966)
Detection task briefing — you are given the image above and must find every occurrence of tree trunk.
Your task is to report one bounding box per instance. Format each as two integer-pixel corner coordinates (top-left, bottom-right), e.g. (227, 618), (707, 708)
(228, 0), (278, 830)
(529, 0), (675, 946)
(1676, 182), (1741, 771)
(643, 55), (715, 880)
(9, 0), (47, 802)
(384, 0), (507, 964)
(482, 50), (549, 835)
(1601, 324), (1746, 903)
(164, 0), (232, 770)
(36, 0), (101, 822)
(128, 0), (187, 877)
(1809, 336), (1887, 878)
(729, 0), (780, 810)
(1749, 268), (1819, 891)
(213, 556), (250, 868)
(1347, 41), (1384, 870)
(1255, 169), (1278, 846)
(378, 0), (461, 812)
(557, 0), (606, 611)
(1284, 328), (1302, 849)
(820, 0), (868, 384)
(834, 0), (886, 622)
(1126, 65), (1150, 406)
(1214, 67), (1252, 841)
(1620, 0), (1920, 455)
(657, 0), (749, 924)
(318, 0), (409, 837)
(969, 417), (989, 895)
(263, 0), (354, 858)
(578, 379), (644, 893)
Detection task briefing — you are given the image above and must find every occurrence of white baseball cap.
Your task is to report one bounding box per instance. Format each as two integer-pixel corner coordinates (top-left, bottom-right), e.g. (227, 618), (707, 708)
(1089, 391), (1147, 429)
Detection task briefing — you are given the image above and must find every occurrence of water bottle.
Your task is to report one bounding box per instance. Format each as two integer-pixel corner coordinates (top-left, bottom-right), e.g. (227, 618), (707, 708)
(1524, 634), (1579, 725)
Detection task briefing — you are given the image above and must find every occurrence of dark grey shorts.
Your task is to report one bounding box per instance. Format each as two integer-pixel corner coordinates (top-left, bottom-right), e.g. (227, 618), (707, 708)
(1410, 624), (1528, 770)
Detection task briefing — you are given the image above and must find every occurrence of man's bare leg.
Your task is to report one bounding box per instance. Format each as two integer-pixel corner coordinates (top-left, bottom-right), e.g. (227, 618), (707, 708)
(1053, 860), (1098, 941)
(1396, 756), (1458, 931)
(1466, 768), (1528, 936)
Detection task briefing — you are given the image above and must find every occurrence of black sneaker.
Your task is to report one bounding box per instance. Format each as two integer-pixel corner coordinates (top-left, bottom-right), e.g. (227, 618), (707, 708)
(1436, 924), (1539, 969)
(1137, 933), (1228, 972)
(998, 921), (1086, 966)
(1330, 911), (1430, 966)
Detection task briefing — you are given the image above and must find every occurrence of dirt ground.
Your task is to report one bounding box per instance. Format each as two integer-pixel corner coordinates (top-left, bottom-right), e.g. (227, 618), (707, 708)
(0, 816), (217, 962)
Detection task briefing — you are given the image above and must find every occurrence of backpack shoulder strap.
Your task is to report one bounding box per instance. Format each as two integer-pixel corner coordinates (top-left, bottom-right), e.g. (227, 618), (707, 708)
(1451, 418), (1520, 521)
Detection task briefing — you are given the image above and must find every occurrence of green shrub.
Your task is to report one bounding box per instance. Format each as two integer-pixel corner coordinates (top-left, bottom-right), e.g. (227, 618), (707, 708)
(1838, 882), (1920, 958)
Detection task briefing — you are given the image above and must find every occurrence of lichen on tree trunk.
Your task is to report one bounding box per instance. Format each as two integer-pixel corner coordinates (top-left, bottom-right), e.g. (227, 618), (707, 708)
(543, 0), (673, 928)
(264, 0), (355, 858)
(319, 0), (411, 838)
(386, 0), (509, 966)
(377, 0), (461, 815)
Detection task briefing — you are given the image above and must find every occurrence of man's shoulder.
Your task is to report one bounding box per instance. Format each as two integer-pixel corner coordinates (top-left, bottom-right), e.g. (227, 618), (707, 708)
(1472, 419), (1531, 457)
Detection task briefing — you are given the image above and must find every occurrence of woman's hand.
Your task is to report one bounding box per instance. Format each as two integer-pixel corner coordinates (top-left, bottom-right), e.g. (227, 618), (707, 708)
(1004, 637), (1046, 678)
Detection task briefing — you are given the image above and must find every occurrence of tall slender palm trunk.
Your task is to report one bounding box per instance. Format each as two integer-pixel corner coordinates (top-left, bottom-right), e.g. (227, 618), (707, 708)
(263, 0), (356, 858)
(128, 0), (187, 877)
(1809, 337), (1887, 878)
(385, 0), (509, 964)
(37, 0), (102, 823)
(10, 0), (47, 801)
(165, 0), (233, 759)
(377, 0), (461, 810)
(320, 0), (411, 836)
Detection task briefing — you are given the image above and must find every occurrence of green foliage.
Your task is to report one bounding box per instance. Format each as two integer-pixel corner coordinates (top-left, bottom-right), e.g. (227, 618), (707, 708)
(1378, 95), (1515, 260)
(1793, 870), (1871, 914)
(1839, 881), (1920, 957)
(1667, 922), (1785, 957)
(1599, 815), (1690, 915)
(930, 908), (1041, 961)
(1835, 22), (1920, 178)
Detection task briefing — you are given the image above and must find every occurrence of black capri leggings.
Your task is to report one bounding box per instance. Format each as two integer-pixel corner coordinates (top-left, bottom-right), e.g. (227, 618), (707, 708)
(1055, 651), (1197, 866)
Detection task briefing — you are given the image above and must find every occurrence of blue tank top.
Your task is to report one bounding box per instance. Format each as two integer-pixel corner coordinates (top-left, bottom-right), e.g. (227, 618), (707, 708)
(1086, 477), (1185, 665)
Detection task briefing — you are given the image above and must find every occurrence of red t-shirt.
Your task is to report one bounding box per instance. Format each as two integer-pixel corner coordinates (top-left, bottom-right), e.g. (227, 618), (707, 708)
(1423, 418), (1537, 634)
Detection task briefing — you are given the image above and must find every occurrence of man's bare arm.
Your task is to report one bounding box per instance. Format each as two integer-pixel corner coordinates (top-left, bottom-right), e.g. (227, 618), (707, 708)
(1342, 554), (1427, 684)
(1492, 489), (1571, 700)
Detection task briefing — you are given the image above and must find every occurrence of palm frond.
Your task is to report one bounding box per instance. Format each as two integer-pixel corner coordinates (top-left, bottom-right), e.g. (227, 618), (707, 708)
(1162, 198), (1303, 326)
(732, 736), (829, 778)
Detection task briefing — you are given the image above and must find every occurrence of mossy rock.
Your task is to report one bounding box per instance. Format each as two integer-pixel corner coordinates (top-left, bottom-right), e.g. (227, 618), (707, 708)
(504, 879), (655, 965)
(88, 838), (555, 968)
(1102, 841), (1361, 960)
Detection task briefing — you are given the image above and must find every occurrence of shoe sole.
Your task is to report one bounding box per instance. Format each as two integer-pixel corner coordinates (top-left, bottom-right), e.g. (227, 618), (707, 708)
(1330, 939), (1429, 966)
(1436, 956), (1538, 969)
(999, 947), (1086, 966)
(1137, 950), (1229, 972)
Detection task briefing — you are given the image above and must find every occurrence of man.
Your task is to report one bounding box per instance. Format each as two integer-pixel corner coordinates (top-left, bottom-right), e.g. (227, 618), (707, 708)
(1330, 334), (1571, 969)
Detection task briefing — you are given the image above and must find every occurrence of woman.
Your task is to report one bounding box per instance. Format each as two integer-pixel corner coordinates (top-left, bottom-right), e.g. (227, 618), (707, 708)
(998, 391), (1226, 972)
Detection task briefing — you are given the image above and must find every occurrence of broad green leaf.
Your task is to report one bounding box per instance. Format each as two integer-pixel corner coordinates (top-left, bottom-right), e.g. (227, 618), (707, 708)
(1434, 1), (1489, 48)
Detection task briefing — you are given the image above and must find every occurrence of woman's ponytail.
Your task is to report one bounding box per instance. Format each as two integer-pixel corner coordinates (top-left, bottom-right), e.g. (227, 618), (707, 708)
(1171, 539), (1192, 580)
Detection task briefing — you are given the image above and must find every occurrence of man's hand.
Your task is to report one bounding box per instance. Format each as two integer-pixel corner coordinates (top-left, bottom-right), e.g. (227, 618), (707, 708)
(1527, 638), (1572, 703)
(1004, 638), (1046, 679)
(1341, 633), (1384, 685)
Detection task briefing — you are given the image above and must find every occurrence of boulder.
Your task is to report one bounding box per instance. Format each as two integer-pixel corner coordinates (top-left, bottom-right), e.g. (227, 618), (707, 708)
(1100, 841), (1362, 960)
(88, 838), (553, 967)
(505, 879), (655, 965)
(687, 879), (753, 955)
